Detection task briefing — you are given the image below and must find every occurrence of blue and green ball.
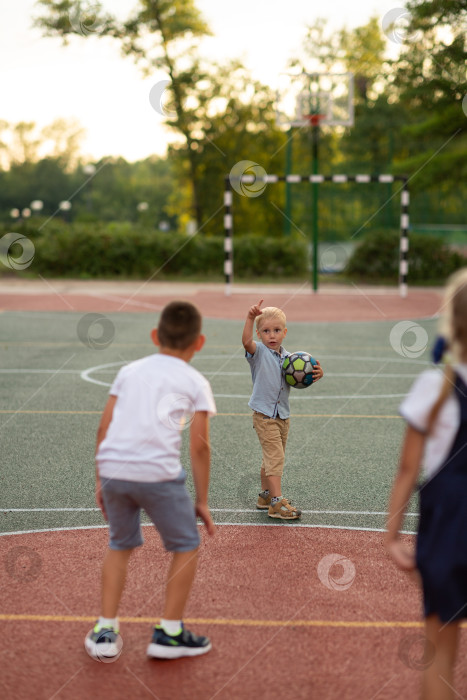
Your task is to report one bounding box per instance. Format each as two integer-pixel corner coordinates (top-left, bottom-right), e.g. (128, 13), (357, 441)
(282, 351), (317, 389)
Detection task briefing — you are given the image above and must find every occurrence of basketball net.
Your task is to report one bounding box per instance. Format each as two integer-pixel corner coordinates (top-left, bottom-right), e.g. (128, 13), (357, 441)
(305, 114), (327, 127)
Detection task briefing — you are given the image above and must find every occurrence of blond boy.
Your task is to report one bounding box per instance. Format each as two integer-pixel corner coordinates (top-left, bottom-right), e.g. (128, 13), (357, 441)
(242, 300), (323, 519)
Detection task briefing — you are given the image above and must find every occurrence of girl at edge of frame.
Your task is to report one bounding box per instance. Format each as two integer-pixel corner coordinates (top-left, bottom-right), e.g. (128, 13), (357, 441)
(386, 267), (467, 700)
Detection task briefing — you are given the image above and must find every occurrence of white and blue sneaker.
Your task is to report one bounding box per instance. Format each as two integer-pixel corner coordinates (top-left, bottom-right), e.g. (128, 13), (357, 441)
(147, 623), (211, 659)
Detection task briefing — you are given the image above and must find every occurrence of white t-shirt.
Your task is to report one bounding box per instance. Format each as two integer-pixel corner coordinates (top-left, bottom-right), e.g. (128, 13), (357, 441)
(399, 364), (467, 479)
(97, 353), (216, 482)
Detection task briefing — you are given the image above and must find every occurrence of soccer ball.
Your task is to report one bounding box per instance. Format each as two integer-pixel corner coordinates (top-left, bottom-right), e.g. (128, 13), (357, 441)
(282, 351), (317, 389)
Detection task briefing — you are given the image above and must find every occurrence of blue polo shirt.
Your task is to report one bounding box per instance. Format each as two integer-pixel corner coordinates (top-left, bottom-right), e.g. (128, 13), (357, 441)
(246, 342), (290, 418)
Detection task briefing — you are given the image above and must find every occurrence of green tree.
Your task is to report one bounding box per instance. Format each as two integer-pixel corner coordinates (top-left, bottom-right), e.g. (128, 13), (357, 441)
(390, 0), (467, 189)
(288, 18), (398, 238)
(41, 118), (85, 170)
(0, 119), (84, 170)
(0, 158), (72, 216)
(296, 17), (387, 102)
(0, 152), (181, 227)
(70, 156), (179, 226)
(167, 60), (287, 237)
(34, 0), (211, 227)
(8, 122), (42, 165)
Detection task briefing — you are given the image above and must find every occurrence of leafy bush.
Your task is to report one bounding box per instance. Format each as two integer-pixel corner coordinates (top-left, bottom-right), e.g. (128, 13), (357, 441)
(345, 228), (466, 283)
(0, 222), (308, 279)
(233, 234), (308, 277)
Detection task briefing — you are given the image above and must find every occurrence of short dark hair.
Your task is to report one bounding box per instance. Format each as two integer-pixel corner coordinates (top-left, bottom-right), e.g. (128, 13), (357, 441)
(157, 301), (202, 350)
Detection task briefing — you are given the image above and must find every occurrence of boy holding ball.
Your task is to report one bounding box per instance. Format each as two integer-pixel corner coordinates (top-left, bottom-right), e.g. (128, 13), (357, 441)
(242, 300), (323, 519)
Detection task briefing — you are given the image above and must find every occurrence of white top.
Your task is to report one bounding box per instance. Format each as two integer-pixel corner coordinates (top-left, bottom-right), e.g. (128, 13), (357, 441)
(97, 353), (216, 482)
(399, 364), (467, 479)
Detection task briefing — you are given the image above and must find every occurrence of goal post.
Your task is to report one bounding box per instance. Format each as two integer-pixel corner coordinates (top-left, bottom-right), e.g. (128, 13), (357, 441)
(223, 173), (409, 298)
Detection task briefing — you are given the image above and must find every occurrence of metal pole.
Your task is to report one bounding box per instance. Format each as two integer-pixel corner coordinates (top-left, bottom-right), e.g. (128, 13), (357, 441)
(386, 132), (394, 227)
(311, 122), (319, 292)
(284, 127), (292, 236)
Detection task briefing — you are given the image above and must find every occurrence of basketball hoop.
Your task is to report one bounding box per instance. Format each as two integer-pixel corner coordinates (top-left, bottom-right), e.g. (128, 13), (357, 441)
(275, 72), (354, 129)
(305, 114), (327, 127)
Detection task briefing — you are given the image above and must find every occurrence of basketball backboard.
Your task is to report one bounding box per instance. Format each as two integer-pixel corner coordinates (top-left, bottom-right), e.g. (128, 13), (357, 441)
(276, 72), (354, 128)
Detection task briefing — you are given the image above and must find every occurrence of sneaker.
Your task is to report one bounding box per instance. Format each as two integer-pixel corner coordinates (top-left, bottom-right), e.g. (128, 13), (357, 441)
(147, 624), (212, 659)
(268, 497), (301, 520)
(84, 623), (123, 661)
(256, 490), (271, 509)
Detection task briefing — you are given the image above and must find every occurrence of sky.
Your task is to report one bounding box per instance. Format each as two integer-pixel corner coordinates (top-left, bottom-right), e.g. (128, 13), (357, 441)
(1, 0), (403, 163)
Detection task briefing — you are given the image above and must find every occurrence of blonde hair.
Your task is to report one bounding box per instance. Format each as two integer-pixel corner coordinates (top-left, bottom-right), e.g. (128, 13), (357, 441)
(256, 306), (286, 330)
(428, 267), (467, 432)
(440, 267), (467, 362)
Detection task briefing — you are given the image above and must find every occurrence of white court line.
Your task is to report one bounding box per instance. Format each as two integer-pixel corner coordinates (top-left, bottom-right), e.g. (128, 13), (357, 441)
(213, 394), (409, 400)
(80, 361), (124, 387)
(0, 354), (432, 366)
(83, 354), (431, 364)
(0, 523), (417, 537)
(175, 371), (418, 378)
(0, 369), (422, 378)
(79, 356), (432, 391)
(1, 355), (429, 381)
(2, 508), (99, 512)
(3, 366), (420, 399)
(0, 369), (80, 374)
(211, 508), (418, 516)
(79, 363), (412, 397)
(1, 507), (418, 516)
(193, 354), (431, 366)
(214, 523), (417, 534)
(0, 364), (412, 398)
(2, 369), (253, 376)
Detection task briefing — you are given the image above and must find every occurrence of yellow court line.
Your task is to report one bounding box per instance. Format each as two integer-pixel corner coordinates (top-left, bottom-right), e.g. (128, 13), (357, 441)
(216, 413), (400, 419)
(0, 410), (400, 418)
(0, 410), (101, 415)
(0, 613), (443, 629)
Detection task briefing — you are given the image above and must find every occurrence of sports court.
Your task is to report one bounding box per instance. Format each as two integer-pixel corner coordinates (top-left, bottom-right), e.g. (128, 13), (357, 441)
(1, 280), (466, 699)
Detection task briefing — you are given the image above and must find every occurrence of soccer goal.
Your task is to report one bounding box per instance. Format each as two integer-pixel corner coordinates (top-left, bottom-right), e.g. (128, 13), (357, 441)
(223, 173), (410, 297)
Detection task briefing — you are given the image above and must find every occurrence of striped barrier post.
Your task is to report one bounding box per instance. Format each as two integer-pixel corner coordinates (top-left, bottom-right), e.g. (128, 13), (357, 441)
(224, 178), (233, 297)
(400, 181), (409, 299)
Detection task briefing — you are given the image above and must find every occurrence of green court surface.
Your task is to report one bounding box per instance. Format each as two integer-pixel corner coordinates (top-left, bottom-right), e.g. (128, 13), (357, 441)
(1, 310), (437, 536)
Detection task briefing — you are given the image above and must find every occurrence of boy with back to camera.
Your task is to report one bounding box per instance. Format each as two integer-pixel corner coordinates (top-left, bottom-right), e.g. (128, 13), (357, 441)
(242, 300), (323, 520)
(85, 300), (216, 661)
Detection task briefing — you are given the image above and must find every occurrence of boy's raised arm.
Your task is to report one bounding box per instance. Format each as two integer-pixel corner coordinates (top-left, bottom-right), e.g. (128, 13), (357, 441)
(242, 299), (263, 354)
(190, 411), (216, 536)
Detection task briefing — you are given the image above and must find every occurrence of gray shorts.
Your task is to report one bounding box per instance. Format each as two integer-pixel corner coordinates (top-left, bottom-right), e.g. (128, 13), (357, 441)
(101, 470), (200, 552)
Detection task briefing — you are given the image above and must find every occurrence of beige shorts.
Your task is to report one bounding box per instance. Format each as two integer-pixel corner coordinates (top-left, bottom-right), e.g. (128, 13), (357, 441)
(252, 411), (290, 477)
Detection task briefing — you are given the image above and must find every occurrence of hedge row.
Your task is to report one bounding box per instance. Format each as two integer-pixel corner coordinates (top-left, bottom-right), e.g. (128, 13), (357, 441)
(345, 228), (466, 283)
(2, 222), (464, 282)
(1, 221), (309, 279)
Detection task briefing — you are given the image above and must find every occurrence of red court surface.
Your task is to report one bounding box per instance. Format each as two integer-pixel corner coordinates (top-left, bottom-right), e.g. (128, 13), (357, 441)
(2, 526), (466, 700)
(0, 278), (442, 321)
